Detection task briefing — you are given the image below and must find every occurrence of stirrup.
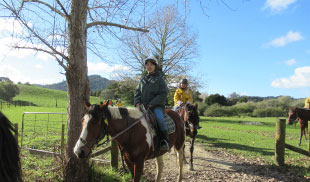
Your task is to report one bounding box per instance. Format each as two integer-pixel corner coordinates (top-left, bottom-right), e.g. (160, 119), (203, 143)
(160, 140), (169, 151)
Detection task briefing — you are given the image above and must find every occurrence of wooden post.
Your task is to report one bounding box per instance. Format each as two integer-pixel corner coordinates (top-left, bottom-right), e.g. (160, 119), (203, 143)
(61, 124), (65, 156)
(275, 118), (286, 166)
(309, 121), (310, 152)
(14, 123), (18, 143)
(111, 140), (119, 169)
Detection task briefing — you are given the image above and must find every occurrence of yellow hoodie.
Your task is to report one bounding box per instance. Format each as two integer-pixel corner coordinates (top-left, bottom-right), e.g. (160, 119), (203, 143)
(305, 96), (310, 109)
(174, 88), (193, 106)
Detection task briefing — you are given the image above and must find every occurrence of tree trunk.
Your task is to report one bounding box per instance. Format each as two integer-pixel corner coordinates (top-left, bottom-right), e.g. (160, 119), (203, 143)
(64, 0), (90, 181)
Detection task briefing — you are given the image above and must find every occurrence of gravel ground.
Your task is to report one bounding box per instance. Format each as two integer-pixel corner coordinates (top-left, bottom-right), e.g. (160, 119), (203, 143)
(142, 142), (309, 182)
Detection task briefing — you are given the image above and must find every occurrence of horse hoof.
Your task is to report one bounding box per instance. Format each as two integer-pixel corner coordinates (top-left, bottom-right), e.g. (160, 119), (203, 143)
(188, 166), (194, 171)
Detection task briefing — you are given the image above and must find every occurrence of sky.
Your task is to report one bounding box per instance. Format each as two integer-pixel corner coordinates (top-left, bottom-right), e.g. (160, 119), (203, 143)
(0, 0), (309, 98)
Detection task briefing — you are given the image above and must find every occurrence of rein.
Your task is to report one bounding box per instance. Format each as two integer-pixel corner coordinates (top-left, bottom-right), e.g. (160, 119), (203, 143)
(95, 112), (147, 148)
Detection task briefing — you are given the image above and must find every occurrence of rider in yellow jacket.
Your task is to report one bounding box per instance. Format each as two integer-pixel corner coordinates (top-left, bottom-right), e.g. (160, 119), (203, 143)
(116, 98), (123, 107)
(174, 79), (193, 107)
(173, 78), (201, 129)
(305, 96), (310, 109)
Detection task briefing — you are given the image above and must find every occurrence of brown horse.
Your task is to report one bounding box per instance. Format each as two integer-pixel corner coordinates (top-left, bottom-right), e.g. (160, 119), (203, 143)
(74, 101), (185, 182)
(177, 103), (199, 171)
(288, 107), (310, 146)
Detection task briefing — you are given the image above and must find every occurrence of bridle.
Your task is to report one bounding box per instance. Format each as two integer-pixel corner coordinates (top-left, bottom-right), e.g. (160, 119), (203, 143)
(80, 109), (146, 153)
(79, 115), (108, 152)
(289, 108), (299, 124)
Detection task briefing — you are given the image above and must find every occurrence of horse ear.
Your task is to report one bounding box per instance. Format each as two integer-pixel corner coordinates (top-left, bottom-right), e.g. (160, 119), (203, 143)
(84, 101), (91, 109)
(99, 100), (108, 108)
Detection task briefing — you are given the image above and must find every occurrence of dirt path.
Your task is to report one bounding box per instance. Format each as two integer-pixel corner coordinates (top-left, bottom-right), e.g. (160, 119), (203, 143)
(143, 142), (308, 182)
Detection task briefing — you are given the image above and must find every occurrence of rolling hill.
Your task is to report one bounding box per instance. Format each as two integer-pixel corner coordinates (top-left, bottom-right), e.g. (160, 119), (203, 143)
(37, 75), (114, 92)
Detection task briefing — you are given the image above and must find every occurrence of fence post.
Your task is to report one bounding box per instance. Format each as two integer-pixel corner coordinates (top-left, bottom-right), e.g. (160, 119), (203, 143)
(14, 123), (18, 144)
(61, 124), (65, 156)
(111, 140), (119, 169)
(275, 118), (286, 166)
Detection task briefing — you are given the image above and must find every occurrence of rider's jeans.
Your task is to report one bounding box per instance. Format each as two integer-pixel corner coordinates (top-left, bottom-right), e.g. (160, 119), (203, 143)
(153, 107), (168, 132)
(173, 105), (181, 111)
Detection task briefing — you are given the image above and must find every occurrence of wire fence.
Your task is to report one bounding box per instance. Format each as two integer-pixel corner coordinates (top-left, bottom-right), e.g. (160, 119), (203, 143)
(21, 112), (67, 154)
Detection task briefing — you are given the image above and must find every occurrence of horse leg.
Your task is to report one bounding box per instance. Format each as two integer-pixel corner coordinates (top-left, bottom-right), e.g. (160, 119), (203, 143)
(124, 156), (134, 179)
(183, 144), (188, 164)
(189, 137), (195, 171)
(176, 147), (184, 182)
(133, 159), (145, 182)
(299, 128), (303, 146)
(304, 127), (308, 141)
(155, 156), (164, 182)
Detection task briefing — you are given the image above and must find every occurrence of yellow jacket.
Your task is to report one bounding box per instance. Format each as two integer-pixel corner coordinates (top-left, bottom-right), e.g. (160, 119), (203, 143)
(174, 88), (193, 106)
(116, 101), (123, 107)
(305, 96), (310, 109)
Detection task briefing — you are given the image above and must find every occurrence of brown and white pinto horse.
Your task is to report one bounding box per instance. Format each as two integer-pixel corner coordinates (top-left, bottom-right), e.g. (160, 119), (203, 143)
(288, 107), (310, 146)
(177, 103), (199, 171)
(74, 101), (185, 182)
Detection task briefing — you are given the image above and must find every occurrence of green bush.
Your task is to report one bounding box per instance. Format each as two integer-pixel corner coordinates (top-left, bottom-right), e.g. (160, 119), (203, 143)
(0, 81), (20, 101)
(230, 102), (257, 116)
(197, 102), (208, 116)
(252, 107), (286, 117)
(204, 104), (235, 117)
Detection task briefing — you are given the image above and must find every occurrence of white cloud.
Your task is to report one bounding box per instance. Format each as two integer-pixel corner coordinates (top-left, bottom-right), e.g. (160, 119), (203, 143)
(272, 66), (310, 88)
(240, 92), (248, 96)
(87, 61), (130, 78)
(0, 65), (27, 83)
(266, 31), (303, 47)
(0, 18), (27, 36)
(263, 0), (297, 12)
(284, 58), (296, 65)
(35, 64), (43, 69)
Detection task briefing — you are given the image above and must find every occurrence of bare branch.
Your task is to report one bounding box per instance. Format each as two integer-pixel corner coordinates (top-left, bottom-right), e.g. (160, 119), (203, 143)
(87, 21), (149, 32)
(22, 0), (69, 20)
(55, 0), (69, 17)
(15, 46), (67, 70)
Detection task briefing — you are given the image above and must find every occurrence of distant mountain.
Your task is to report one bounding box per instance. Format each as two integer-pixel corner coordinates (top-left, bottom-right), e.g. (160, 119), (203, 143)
(38, 75), (114, 91)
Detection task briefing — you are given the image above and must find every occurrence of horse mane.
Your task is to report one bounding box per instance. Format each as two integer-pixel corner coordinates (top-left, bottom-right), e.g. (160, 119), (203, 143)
(0, 112), (22, 182)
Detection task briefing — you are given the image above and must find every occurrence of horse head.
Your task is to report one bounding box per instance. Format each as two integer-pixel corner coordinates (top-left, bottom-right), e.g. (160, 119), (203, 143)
(288, 107), (298, 125)
(185, 103), (199, 136)
(74, 101), (109, 158)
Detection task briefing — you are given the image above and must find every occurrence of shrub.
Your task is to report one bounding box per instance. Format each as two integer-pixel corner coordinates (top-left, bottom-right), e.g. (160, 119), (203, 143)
(197, 102), (208, 116)
(0, 81), (20, 101)
(252, 107), (286, 117)
(204, 104), (235, 117)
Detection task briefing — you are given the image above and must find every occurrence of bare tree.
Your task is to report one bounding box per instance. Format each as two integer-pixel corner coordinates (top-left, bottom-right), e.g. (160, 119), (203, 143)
(0, 0), (151, 181)
(120, 5), (198, 84)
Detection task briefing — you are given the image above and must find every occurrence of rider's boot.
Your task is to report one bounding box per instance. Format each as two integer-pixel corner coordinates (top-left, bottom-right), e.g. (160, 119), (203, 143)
(160, 130), (169, 151)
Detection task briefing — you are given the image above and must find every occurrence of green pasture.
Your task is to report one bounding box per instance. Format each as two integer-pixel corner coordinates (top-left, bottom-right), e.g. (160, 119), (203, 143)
(1, 85), (309, 180)
(198, 116), (310, 177)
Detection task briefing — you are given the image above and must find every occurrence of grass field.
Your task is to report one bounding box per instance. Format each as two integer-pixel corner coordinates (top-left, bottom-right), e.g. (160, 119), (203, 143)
(198, 116), (310, 177)
(1, 84), (309, 181)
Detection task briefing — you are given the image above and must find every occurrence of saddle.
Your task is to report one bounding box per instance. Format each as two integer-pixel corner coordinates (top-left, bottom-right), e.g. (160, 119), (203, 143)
(138, 105), (175, 158)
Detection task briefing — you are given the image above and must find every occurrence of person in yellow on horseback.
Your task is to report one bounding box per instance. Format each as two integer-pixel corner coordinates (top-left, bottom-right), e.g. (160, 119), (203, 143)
(174, 78), (202, 129)
(116, 98), (123, 107)
(173, 78), (193, 111)
(305, 96), (310, 109)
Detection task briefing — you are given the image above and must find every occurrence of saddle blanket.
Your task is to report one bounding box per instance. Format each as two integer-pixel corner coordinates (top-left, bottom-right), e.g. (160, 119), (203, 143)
(164, 113), (176, 134)
(149, 113), (175, 135)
